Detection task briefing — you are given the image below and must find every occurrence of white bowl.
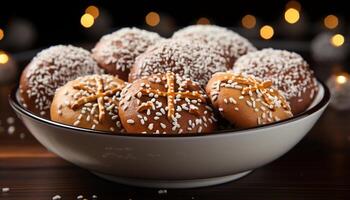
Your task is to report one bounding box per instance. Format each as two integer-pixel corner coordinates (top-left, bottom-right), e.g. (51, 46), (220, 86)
(9, 82), (330, 188)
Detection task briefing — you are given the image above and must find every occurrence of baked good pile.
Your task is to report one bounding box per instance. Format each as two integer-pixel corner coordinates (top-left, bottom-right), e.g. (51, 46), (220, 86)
(19, 25), (319, 135)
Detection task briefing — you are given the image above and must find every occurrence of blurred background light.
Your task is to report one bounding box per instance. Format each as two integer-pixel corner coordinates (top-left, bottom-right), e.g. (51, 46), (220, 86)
(284, 8), (300, 24)
(324, 15), (339, 29)
(85, 5), (100, 19)
(285, 0), (301, 11)
(81, 13), (95, 28)
(330, 34), (344, 47)
(0, 51), (9, 64)
(0, 29), (4, 41)
(336, 74), (348, 85)
(197, 17), (210, 25)
(260, 25), (274, 39)
(145, 11), (160, 27)
(241, 14), (256, 29)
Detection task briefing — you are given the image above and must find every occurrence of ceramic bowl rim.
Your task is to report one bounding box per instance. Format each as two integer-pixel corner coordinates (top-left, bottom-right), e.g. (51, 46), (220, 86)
(9, 80), (330, 138)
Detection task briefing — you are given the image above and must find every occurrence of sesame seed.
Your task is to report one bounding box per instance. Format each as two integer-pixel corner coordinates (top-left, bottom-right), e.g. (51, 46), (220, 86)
(7, 126), (15, 135)
(198, 126), (203, 133)
(127, 119), (135, 124)
(148, 123), (154, 130)
(246, 100), (252, 107)
(160, 123), (167, 129)
(52, 195), (61, 200)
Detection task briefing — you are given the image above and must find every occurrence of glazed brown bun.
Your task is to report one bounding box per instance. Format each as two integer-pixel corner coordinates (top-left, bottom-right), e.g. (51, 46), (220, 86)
(19, 45), (102, 118)
(233, 49), (319, 114)
(92, 27), (163, 81)
(206, 72), (293, 128)
(51, 74), (125, 132)
(128, 39), (227, 87)
(172, 25), (257, 69)
(119, 72), (217, 134)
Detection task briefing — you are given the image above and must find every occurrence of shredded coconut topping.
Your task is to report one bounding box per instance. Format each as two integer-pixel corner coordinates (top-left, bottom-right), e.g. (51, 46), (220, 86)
(21, 45), (102, 116)
(173, 25), (256, 67)
(233, 48), (318, 101)
(131, 39), (227, 86)
(92, 27), (163, 72)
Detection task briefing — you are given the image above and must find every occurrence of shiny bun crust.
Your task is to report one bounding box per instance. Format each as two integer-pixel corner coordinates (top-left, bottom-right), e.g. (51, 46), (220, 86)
(233, 48), (318, 114)
(172, 25), (257, 69)
(206, 72), (293, 128)
(50, 74), (125, 132)
(119, 72), (217, 134)
(19, 45), (102, 118)
(92, 27), (163, 81)
(128, 39), (227, 87)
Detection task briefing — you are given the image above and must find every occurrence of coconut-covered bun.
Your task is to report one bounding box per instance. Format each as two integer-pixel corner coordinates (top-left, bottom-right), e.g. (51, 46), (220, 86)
(19, 45), (102, 118)
(92, 27), (163, 81)
(206, 72), (293, 128)
(172, 25), (256, 69)
(233, 49), (319, 114)
(119, 72), (217, 134)
(128, 39), (227, 87)
(50, 74), (125, 132)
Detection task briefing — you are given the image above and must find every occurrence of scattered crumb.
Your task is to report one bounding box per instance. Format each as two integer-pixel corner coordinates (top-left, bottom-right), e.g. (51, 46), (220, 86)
(6, 117), (15, 125)
(158, 189), (168, 194)
(1, 187), (10, 193)
(19, 133), (26, 139)
(52, 195), (61, 200)
(7, 126), (15, 135)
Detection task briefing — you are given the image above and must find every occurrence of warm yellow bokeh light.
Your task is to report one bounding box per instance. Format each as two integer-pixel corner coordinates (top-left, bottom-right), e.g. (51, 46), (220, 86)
(285, 8), (300, 24)
(0, 51), (9, 64)
(197, 17), (210, 25)
(260, 25), (274, 40)
(80, 13), (95, 28)
(324, 15), (339, 29)
(336, 75), (348, 84)
(241, 14), (256, 29)
(0, 29), (4, 41)
(286, 0), (301, 11)
(85, 5), (99, 19)
(145, 12), (160, 27)
(330, 34), (345, 47)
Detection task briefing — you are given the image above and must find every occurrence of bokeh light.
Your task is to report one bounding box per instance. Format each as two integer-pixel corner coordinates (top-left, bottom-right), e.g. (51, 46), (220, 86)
(285, 0), (301, 11)
(330, 34), (344, 47)
(260, 25), (274, 40)
(241, 14), (256, 29)
(336, 75), (348, 84)
(80, 13), (95, 28)
(0, 51), (9, 64)
(284, 8), (300, 24)
(85, 5), (100, 19)
(145, 12), (160, 27)
(324, 15), (339, 29)
(0, 29), (4, 41)
(197, 17), (210, 25)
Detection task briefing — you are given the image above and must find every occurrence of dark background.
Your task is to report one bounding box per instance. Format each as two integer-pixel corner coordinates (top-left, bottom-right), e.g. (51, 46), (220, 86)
(1, 1), (350, 199)
(0, 0), (349, 51)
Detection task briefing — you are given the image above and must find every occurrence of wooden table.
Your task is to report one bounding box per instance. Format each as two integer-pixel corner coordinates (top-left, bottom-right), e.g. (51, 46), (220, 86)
(1, 57), (350, 200)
